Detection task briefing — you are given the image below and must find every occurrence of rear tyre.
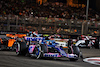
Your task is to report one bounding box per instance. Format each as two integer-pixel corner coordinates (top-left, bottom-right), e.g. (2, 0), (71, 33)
(69, 45), (82, 61)
(72, 46), (80, 57)
(16, 42), (27, 56)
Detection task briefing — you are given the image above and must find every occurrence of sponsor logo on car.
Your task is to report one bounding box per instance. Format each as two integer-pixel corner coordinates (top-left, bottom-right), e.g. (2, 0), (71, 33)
(44, 53), (59, 57)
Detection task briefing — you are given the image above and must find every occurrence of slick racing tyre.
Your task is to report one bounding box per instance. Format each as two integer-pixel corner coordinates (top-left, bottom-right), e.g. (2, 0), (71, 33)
(32, 44), (42, 59)
(68, 45), (83, 61)
(73, 45), (83, 59)
(16, 42), (27, 56)
(72, 46), (80, 57)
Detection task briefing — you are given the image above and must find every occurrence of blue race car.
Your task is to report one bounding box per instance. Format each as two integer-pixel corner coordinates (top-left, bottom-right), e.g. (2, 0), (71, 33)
(15, 36), (83, 61)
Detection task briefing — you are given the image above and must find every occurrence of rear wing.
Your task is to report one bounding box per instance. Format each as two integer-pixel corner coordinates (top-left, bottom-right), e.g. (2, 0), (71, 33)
(6, 34), (16, 38)
(15, 34), (26, 38)
(6, 34), (26, 38)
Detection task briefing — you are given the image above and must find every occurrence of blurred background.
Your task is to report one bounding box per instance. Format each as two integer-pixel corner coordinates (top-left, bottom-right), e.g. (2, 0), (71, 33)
(0, 0), (100, 37)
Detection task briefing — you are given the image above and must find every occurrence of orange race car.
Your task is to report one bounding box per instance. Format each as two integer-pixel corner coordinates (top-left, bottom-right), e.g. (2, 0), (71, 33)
(0, 34), (26, 50)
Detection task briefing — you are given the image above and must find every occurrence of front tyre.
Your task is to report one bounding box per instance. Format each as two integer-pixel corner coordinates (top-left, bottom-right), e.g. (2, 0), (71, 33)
(32, 44), (42, 59)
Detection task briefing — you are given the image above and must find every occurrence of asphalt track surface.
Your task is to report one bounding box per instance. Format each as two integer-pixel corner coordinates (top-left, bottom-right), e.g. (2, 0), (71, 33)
(0, 48), (100, 67)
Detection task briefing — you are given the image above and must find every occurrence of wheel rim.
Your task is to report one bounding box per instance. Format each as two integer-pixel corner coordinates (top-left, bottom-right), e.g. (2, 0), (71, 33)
(35, 47), (39, 55)
(35, 44), (41, 59)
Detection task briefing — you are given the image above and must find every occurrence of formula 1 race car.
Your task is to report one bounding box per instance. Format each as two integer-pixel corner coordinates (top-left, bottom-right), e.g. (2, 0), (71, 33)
(75, 35), (96, 48)
(0, 34), (26, 50)
(15, 36), (83, 61)
(48, 34), (69, 48)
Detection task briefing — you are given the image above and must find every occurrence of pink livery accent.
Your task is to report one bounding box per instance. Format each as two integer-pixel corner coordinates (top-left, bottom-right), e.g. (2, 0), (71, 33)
(58, 55), (61, 57)
(29, 45), (36, 53)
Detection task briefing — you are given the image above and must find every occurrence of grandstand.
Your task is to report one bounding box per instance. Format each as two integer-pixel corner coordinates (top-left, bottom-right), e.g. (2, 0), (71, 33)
(0, 0), (100, 36)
